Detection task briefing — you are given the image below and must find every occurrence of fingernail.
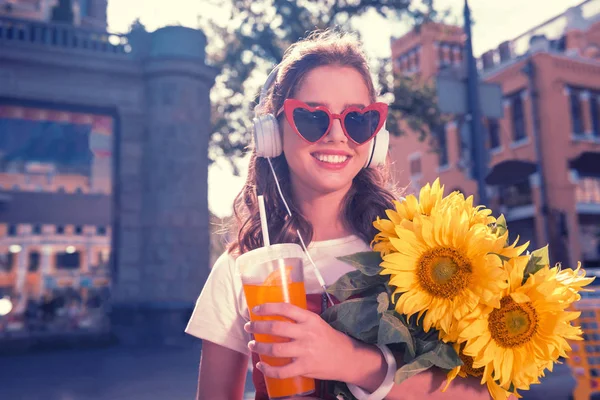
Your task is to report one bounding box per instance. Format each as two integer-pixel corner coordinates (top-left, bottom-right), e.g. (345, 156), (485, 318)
(253, 305), (261, 313)
(244, 322), (253, 332)
(248, 340), (256, 351)
(255, 362), (264, 371)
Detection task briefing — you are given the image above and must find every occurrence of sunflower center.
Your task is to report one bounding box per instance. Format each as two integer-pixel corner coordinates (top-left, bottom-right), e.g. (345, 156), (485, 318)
(459, 351), (484, 377)
(417, 247), (472, 299)
(488, 296), (538, 348)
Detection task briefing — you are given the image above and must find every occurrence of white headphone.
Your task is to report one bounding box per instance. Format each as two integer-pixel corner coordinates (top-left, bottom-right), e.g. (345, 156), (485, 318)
(252, 65), (389, 169)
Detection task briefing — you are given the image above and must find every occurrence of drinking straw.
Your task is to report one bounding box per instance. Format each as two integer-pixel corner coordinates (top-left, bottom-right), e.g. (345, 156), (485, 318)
(258, 195), (270, 247)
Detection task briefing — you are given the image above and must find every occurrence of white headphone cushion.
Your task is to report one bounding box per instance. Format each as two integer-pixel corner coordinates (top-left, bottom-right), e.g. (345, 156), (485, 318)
(369, 128), (389, 168)
(253, 114), (282, 158)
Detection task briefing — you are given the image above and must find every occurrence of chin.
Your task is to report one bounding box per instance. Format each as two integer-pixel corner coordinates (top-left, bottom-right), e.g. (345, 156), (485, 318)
(310, 176), (355, 195)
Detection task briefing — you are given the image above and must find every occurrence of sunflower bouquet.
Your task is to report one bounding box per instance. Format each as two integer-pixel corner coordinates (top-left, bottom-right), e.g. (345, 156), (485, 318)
(322, 178), (595, 400)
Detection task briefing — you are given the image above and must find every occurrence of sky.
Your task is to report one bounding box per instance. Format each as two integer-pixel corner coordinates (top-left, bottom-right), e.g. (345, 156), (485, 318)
(107, 0), (586, 217)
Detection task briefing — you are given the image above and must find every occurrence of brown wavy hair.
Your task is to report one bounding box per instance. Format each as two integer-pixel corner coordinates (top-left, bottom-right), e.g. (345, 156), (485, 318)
(228, 29), (400, 255)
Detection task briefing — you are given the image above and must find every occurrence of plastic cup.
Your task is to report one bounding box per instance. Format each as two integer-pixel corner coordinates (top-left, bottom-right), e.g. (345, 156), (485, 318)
(236, 243), (315, 400)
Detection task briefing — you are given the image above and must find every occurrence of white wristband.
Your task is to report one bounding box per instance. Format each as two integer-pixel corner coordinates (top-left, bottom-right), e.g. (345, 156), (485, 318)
(347, 344), (397, 400)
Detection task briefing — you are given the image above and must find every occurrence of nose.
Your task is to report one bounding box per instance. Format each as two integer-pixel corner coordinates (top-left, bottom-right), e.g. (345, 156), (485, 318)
(324, 117), (347, 143)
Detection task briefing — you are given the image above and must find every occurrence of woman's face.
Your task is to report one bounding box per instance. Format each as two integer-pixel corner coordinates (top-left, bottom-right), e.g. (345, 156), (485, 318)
(281, 65), (374, 196)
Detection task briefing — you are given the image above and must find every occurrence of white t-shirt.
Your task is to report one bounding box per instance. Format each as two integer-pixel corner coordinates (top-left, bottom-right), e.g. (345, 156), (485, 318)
(185, 235), (371, 355)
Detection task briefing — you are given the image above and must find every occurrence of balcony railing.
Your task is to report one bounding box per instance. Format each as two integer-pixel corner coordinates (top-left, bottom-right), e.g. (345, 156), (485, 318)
(0, 16), (131, 56)
(478, 0), (600, 71)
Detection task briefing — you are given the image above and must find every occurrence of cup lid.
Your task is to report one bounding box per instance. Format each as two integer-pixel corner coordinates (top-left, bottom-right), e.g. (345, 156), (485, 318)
(235, 243), (305, 270)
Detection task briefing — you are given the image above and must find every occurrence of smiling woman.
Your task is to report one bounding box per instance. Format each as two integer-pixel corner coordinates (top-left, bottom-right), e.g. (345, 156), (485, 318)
(185, 29), (491, 400)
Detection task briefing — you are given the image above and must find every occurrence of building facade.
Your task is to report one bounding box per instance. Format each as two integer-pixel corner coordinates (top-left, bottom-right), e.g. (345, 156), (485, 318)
(389, 2), (600, 272)
(0, 2), (217, 345)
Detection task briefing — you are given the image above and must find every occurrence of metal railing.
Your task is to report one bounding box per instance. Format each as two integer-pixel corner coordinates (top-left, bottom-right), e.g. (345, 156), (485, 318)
(0, 15), (132, 56)
(478, 0), (600, 71)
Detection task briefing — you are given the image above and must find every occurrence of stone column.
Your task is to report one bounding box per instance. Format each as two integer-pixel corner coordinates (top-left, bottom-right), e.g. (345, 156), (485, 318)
(112, 26), (218, 345)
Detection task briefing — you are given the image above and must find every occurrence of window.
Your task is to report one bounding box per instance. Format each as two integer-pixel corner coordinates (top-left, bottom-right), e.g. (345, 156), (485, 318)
(414, 49), (420, 71)
(28, 252), (40, 272)
(55, 252), (81, 270)
(0, 253), (14, 273)
(33, 224), (42, 235)
(56, 225), (65, 234)
(8, 224), (17, 236)
(438, 45), (445, 66)
(97, 226), (107, 236)
(437, 129), (449, 167)
(488, 118), (501, 149)
(591, 95), (600, 137)
(570, 89), (584, 135)
(511, 93), (526, 141)
(409, 156), (422, 177)
(75, 225), (83, 235)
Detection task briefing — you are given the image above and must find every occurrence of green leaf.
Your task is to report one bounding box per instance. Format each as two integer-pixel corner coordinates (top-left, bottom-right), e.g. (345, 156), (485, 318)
(321, 297), (381, 343)
(326, 269), (388, 302)
(496, 214), (508, 237)
(377, 292), (390, 314)
(523, 245), (550, 283)
(336, 251), (383, 276)
(378, 311), (416, 358)
(393, 341), (461, 384)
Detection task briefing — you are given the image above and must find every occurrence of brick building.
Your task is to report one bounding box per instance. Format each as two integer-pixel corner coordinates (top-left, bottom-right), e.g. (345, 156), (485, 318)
(390, 2), (600, 271)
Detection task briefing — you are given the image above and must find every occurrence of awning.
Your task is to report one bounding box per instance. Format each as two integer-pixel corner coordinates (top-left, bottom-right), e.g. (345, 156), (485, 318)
(569, 151), (600, 177)
(485, 159), (538, 186)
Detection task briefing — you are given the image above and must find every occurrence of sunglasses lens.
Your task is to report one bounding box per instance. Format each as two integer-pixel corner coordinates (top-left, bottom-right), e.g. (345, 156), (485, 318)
(344, 110), (381, 144)
(292, 108), (330, 142)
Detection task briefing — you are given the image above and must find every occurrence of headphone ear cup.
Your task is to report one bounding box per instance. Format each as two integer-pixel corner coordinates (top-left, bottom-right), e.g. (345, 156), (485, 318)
(365, 125), (389, 169)
(253, 114), (282, 158)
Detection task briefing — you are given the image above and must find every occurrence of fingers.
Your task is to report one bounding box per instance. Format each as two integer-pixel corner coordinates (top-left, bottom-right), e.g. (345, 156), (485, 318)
(245, 319), (301, 339)
(256, 359), (307, 380)
(248, 340), (303, 358)
(252, 302), (315, 323)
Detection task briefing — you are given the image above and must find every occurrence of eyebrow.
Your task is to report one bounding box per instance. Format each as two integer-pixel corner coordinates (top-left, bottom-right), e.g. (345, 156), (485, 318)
(305, 101), (366, 109)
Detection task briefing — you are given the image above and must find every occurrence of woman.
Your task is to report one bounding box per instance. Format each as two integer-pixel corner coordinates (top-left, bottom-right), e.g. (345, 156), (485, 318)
(186, 30), (490, 400)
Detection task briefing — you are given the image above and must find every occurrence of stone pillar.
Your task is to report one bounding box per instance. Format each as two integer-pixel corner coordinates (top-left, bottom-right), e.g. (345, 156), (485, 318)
(111, 26), (218, 346)
(38, 245), (52, 297)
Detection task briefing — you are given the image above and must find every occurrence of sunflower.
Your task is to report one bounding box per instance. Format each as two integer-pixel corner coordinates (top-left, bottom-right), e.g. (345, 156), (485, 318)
(443, 343), (517, 400)
(440, 191), (496, 227)
(372, 179), (445, 255)
(380, 202), (509, 334)
(455, 255), (593, 393)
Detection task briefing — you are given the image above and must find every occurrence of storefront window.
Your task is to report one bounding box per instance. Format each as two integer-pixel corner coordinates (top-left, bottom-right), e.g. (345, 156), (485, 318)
(0, 104), (114, 339)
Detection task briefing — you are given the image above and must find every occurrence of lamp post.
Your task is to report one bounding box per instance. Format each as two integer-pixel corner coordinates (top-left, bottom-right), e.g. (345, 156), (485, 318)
(463, 0), (488, 205)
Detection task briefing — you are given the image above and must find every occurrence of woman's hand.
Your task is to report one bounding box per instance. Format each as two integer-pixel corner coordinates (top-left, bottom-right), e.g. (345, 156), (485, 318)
(244, 302), (366, 383)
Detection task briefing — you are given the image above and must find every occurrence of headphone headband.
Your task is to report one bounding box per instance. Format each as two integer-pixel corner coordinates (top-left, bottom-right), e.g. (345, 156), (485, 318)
(256, 65), (281, 116)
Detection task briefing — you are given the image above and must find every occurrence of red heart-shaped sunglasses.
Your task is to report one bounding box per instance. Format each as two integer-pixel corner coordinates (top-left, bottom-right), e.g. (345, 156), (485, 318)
(276, 99), (388, 145)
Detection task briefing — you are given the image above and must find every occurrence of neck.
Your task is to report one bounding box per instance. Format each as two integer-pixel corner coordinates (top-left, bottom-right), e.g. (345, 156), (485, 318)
(292, 183), (353, 242)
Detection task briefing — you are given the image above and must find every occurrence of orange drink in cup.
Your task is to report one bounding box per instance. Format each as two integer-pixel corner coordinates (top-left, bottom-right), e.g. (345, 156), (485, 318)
(236, 243), (315, 399)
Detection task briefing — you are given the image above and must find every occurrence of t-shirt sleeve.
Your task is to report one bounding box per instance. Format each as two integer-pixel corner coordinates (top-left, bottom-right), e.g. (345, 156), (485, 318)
(185, 252), (251, 355)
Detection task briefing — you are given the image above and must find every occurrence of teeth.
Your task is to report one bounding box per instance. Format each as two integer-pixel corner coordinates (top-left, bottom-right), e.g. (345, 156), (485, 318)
(313, 154), (349, 164)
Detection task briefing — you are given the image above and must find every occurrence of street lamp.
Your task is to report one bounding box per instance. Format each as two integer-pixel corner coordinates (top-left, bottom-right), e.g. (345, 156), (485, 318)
(463, 0), (488, 205)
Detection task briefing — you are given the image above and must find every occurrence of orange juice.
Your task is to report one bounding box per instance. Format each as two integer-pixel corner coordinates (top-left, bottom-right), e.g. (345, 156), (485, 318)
(244, 279), (315, 399)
